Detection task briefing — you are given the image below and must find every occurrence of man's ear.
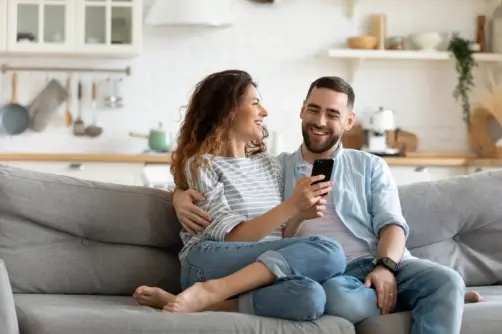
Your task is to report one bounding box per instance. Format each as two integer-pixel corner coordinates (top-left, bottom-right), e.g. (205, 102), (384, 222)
(344, 111), (356, 131)
(300, 101), (306, 118)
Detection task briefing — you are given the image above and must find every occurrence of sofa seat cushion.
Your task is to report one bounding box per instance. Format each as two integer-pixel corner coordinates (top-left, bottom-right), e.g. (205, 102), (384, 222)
(14, 294), (355, 334)
(355, 285), (502, 334)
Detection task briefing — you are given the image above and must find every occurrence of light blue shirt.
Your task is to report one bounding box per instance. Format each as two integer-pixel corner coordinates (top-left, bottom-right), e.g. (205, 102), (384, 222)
(277, 145), (414, 262)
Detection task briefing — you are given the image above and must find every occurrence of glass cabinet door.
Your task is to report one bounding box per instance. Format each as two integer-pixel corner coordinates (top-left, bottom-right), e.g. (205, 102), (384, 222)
(7, 0), (74, 52)
(78, 0), (141, 55)
(0, 0), (6, 51)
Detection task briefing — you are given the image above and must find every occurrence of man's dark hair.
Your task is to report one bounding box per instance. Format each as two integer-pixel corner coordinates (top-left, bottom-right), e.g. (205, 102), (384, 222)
(305, 76), (355, 109)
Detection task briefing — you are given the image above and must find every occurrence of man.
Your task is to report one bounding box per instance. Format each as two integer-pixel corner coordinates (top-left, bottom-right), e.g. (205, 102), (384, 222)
(172, 76), (476, 333)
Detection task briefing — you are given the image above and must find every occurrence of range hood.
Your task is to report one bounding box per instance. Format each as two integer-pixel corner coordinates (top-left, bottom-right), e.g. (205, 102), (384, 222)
(145, 0), (233, 27)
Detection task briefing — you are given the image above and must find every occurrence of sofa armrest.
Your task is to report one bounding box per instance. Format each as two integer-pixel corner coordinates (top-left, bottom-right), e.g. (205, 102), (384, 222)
(0, 260), (19, 334)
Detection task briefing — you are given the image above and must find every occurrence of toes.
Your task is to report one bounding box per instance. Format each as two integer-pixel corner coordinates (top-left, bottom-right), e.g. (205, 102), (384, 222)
(163, 303), (178, 312)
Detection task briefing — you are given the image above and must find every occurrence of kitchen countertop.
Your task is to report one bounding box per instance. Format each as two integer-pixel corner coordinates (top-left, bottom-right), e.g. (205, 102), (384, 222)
(0, 152), (501, 167)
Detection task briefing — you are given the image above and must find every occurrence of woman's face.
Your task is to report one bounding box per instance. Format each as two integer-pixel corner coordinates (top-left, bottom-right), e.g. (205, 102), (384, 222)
(232, 84), (268, 142)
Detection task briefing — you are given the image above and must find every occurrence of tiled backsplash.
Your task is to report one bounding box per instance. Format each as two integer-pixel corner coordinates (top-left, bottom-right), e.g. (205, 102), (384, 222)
(0, 0), (488, 154)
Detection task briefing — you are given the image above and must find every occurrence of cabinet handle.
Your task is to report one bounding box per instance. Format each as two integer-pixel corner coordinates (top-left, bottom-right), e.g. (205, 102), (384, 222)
(414, 166), (428, 172)
(68, 163), (84, 170)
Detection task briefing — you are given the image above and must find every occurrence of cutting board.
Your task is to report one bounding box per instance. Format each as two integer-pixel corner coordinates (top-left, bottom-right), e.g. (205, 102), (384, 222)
(469, 107), (502, 157)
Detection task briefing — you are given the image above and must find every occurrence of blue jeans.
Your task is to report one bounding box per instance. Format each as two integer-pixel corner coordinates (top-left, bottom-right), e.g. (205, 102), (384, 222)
(323, 258), (465, 333)
(181, 236), (347, 321)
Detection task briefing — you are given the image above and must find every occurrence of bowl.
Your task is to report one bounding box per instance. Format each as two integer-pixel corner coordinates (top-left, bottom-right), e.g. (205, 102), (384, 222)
(411, 32), (442, 51)
(347, 36), (378, 50)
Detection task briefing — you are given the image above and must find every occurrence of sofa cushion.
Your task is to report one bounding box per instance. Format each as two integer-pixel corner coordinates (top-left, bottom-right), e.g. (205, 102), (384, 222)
(354, 285), (502, 334)
(0, 165), (183, 295)
(399, 169), (502, 286)
(13, 294), (355, 334)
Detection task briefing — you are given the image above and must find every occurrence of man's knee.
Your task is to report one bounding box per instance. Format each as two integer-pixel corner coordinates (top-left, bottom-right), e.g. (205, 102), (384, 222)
(322, 276), (380, 323)
(435, 266), (466, 298)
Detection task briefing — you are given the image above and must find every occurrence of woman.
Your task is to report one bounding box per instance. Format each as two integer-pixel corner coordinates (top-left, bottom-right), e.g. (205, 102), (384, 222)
(134, 69), (347, 321)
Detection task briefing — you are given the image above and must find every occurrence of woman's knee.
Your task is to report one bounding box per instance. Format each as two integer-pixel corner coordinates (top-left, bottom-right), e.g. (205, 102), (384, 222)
(253, 277), (327, 321)
(322, 275), (380, 324)
(286, 278), (327, 321)
(306, 236), (347, 275)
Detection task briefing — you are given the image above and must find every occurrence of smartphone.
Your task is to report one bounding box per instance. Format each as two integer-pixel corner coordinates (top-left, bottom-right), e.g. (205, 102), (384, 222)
(311, 159), (334, 185)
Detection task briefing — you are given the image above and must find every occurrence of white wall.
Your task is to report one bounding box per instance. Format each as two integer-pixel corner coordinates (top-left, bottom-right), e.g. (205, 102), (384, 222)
(0, 0), (489, 154)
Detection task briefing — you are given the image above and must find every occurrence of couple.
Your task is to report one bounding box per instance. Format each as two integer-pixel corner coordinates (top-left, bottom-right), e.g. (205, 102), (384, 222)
(134, 70), (480, 333)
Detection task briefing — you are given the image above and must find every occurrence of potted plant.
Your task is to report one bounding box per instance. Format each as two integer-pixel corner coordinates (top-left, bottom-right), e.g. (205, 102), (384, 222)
(447, 33), (478, 129)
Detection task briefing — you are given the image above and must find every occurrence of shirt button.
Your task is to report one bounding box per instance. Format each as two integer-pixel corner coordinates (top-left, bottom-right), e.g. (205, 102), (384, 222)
(453, 235), (460, 241)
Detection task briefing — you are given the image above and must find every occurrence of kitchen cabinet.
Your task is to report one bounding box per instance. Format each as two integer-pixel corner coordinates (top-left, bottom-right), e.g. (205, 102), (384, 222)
(7, 0), (74, 53)
(0, 0), (6, 51)
(6, 161), (145, 186)
(389, 166), (467, 186)
(75, 0), (142, 56)
(4, 0), (142, 56)
(466, 166), (502, 174)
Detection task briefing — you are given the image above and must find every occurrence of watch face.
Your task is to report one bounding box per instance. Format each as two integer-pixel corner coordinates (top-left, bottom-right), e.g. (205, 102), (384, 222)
(383, 258), (397, 270)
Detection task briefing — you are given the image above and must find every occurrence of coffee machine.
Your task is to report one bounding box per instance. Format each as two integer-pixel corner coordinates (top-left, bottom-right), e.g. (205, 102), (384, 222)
(361, 106), (401, 156)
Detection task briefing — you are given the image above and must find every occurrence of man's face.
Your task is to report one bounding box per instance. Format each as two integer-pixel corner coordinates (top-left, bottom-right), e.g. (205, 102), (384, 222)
(300, 87), (355, 154)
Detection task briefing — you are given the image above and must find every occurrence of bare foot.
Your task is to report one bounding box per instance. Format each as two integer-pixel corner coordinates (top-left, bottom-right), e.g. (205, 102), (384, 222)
(465, 290), (483, 303)
(133, 286), (176, 309)
(163, 280), (227, 313)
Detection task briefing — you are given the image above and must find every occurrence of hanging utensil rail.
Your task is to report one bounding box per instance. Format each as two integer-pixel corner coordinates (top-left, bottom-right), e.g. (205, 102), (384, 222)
(0, 64), (131, 76)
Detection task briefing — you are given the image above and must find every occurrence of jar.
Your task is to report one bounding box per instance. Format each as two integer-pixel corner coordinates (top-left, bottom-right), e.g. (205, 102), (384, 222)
(386, 36), (404, 50)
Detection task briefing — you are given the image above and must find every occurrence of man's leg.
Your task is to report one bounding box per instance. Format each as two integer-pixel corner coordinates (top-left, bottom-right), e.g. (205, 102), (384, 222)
(323, 258), (380, 323)
(395, 259), (465, 334)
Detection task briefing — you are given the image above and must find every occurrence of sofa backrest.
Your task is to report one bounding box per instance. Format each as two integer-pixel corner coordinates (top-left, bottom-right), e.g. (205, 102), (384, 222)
(0, 165), (183, 296)
(399, 169), (502, 286)
(1, 164), (501, 296)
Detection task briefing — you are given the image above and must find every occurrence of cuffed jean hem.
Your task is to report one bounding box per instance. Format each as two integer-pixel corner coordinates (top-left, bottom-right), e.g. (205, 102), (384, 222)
(257, 250), (293, 279)
(238, 291), (255, 314)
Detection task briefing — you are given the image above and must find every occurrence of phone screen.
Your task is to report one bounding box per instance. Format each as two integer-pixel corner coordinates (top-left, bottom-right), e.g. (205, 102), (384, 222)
(310, 159), (334, 185)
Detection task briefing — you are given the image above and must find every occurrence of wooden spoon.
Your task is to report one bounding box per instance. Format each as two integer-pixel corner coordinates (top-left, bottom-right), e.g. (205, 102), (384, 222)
(64, 76), (73, 127)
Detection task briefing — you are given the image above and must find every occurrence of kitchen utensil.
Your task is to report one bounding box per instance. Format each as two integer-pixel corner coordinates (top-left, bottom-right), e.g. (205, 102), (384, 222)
(72, 81), (86, 136)
(129, 122), (172, 152)
(346, 35), (378, 49)
(28, 77), (69, 132)
(104, 77), (123, 108)
(85, 80), (103, 137)
(0, 72), (30, 135)
(64, 76), (73, 127)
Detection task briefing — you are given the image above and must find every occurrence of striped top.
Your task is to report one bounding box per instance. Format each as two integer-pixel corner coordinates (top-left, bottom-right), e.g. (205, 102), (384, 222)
(178, 153), (284, 262)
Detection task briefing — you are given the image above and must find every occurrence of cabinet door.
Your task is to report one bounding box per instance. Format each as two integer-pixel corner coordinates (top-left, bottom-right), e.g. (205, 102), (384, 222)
(389, 166), (432, 186)
(390, 166), (467, 186)
(76, 0), (142, 56)
(467, 166), (502, 174)
(7, 0), (74, 53)
(6, 161), (144, 186)
(0, 0), (6, 51)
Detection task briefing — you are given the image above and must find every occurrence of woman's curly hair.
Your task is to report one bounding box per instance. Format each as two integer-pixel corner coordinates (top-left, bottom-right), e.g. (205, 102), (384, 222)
(171, 70), (268, 190)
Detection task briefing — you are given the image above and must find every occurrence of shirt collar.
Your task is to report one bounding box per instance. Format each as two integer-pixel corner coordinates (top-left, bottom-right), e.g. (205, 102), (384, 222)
(293, 143), (344, 173)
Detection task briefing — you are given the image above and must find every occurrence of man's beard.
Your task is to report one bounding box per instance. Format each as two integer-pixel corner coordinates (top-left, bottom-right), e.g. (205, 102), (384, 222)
(302, 124), (341, 154)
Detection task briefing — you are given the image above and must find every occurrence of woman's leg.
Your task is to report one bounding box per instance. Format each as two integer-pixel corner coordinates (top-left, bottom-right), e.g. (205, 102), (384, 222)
(154, 236), (345, 317)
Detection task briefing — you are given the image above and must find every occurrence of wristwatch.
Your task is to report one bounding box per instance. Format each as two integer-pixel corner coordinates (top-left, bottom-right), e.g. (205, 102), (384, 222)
(375, 257), (399, 274)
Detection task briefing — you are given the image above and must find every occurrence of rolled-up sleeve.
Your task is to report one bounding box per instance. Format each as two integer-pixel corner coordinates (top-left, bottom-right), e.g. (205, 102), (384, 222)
(370, 157), (410, 239)
(185, 160), (247, 241)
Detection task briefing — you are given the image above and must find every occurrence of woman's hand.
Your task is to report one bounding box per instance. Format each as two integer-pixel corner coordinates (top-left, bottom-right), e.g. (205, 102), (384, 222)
(287, 175), (332, 214)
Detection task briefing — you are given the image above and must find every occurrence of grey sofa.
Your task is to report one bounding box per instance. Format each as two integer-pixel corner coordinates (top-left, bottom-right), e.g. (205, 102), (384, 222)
(0, 164), (501, 334)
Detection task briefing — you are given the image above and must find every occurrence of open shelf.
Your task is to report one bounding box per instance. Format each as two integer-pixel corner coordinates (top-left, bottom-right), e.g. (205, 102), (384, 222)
(325, 48), (502, 83)
(327, 49), (502, 62)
